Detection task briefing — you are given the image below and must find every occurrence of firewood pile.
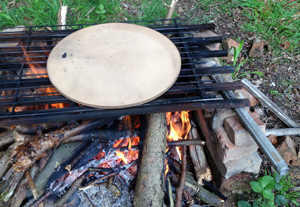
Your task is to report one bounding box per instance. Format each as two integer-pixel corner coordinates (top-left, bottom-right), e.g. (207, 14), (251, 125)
(0, 111), (228, 207)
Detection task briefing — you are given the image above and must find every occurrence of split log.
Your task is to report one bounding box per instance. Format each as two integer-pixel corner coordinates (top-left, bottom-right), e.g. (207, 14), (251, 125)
(134, 113), (167, 207)
(188, 123), (212, 185)
(10, 150), (53, 207)
(0, 171), (25, 202)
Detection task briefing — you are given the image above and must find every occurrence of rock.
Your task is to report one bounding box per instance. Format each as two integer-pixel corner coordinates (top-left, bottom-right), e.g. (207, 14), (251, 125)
(195, 30), (220, 51)
(235, 88), (259, 107)
(267, 134), (278, 145)
(212, 108), (236, 129)
(223, 115), (265, 146)
(222, 38), (241, 56)
(276, 136), (300, 166)
(214, 126), (258, 163)
(220, 172), (255, 193)
(249, 41), (264, 58)
(218, 150), (262, 179)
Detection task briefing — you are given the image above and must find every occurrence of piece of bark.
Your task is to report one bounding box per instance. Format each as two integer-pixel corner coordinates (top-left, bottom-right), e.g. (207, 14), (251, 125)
(175, 146), (187, 207)
(188, 124), (212, 185)
(0, 130), (14, 148)
(133, 113), (167, 207)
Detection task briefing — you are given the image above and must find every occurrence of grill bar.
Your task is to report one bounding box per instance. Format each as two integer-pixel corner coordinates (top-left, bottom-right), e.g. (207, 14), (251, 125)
(0, 19), (249, 126)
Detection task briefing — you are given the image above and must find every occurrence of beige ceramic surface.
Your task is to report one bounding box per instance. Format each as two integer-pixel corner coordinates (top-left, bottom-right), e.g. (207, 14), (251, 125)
(47, 23), (181, 109)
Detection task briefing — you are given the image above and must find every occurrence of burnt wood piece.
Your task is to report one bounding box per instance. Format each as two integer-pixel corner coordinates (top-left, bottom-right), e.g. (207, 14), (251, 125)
(15, 122), (63, 135)
(61, 129), (139, 143)
(188, 124), (212, 185)
(54, 172), (88, 207)
(134, 113), (167, 207)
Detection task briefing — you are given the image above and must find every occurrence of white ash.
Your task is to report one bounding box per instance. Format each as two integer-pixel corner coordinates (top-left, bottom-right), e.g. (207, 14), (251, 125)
(78, 176), (134, 207)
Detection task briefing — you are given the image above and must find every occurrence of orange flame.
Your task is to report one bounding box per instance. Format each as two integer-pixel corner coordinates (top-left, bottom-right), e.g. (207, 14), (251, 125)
(166, 111), (191, 159)
(116, 150), (128, 164)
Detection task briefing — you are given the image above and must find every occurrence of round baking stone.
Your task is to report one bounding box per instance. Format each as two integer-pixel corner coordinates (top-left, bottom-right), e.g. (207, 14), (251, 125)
(47, 23), (181, 109)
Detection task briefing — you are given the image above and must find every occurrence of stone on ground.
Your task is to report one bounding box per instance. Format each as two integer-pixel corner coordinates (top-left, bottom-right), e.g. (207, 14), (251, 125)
(249, 41), (264, 57)
(222, 38), (241, 56)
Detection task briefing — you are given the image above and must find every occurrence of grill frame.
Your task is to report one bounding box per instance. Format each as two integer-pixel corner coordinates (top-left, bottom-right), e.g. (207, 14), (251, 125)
(0, 19), (249, 126)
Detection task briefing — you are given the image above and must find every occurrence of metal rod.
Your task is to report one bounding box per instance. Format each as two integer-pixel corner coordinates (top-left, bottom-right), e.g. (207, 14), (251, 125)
(266, 128), (300, 136)
(241, 78), (299, 128)
(212, 74), (289, 175)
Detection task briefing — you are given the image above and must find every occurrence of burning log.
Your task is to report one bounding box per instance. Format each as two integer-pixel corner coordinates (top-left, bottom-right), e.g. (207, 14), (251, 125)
(55, 172), (88, 207)
(175, 146), (187, 207)
(188, 123), (212, 185)
(134, 113), (167, 207)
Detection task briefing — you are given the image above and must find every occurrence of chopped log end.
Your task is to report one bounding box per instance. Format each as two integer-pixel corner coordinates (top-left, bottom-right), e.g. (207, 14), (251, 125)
(197, 168), (213, 185)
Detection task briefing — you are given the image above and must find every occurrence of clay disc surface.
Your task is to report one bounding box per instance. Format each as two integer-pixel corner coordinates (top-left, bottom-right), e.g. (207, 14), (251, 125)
(47, 23), (181, 109)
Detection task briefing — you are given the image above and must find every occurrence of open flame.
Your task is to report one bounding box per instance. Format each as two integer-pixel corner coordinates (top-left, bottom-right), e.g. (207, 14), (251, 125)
(166, 111), (191, 159)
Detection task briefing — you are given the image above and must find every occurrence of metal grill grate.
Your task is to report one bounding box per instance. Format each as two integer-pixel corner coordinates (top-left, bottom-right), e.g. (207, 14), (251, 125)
(0, 19), (249, 126)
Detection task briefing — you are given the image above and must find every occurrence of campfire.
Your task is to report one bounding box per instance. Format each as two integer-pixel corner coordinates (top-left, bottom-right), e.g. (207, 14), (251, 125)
(0, 20), (250, 206)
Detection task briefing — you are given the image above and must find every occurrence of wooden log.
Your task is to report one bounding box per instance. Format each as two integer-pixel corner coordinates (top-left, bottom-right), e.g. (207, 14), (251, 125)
(175, 146), (187, 207)
(0, 171), (25, 202)
(10, 150), (53, 207)
(0, 130), (14, 148)
(133, 113), (167, 207)
(188, 123), (212, 185)
(0, 142), (20, 178)
(15, 122), (63, 135)
(168, 139), (205, 147)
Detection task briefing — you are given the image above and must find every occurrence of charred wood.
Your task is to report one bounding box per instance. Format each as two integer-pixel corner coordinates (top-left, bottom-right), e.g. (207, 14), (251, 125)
(15, 122), (63, 135)
(188, 124), (212, 185)
(61, 129), (139, 143)
(175, 146), (187, 207)
(79, 171), (119, 190)
(54, 172), (88, 207)
(134, 113), (167, 207)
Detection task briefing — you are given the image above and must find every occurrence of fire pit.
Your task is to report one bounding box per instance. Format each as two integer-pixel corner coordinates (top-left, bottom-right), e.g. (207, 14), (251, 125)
(0, 19), (250, 207)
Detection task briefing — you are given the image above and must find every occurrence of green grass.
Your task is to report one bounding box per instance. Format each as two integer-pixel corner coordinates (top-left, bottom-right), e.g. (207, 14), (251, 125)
(0, 0), (169, 28)
(188, 0), (300, 54)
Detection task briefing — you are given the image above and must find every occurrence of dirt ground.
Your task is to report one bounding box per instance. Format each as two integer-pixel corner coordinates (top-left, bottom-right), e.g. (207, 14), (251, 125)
(174, 0), (300, 205)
